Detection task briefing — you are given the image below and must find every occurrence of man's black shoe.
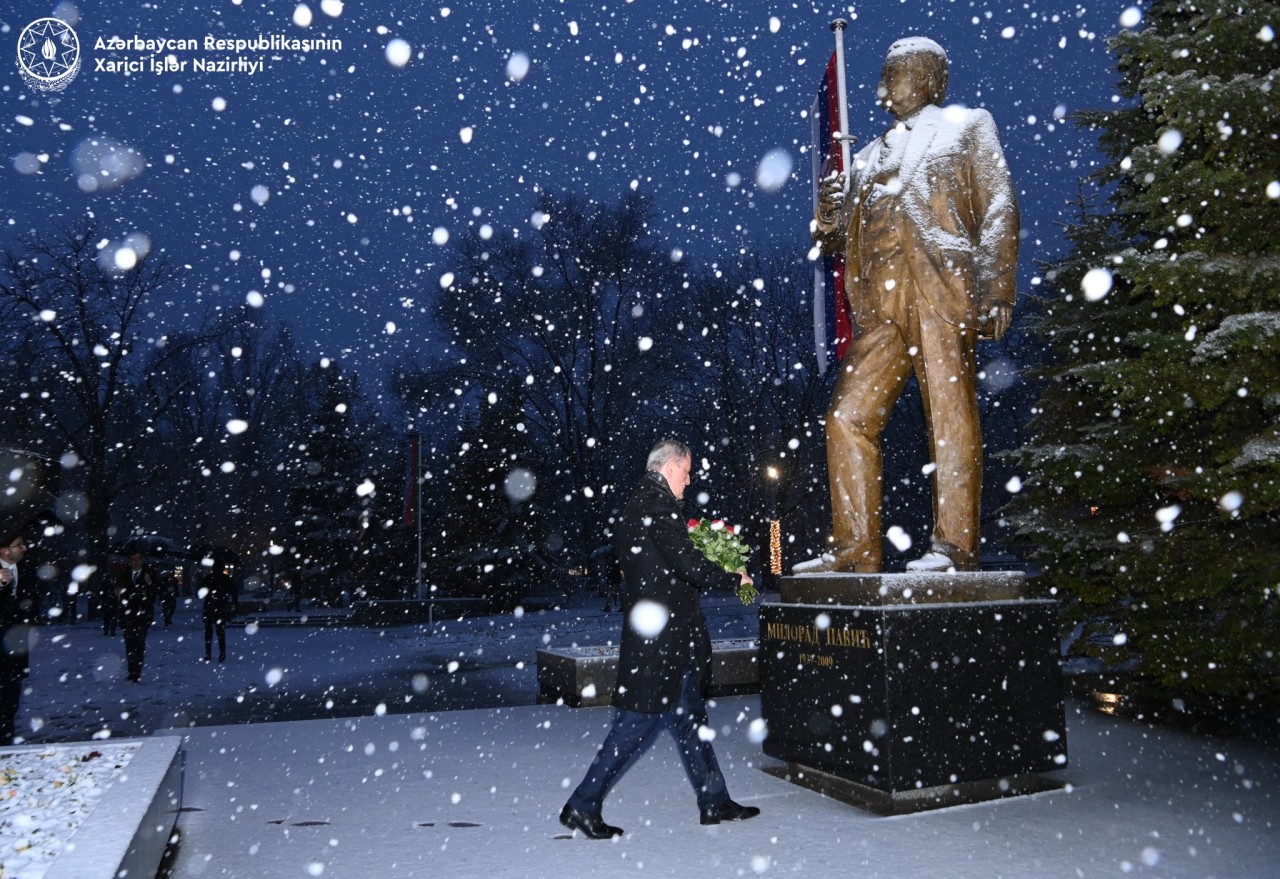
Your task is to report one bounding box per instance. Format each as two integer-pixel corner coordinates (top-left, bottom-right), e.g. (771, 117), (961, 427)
(559, 804), (623, 839)
(700, 800), (760, 825)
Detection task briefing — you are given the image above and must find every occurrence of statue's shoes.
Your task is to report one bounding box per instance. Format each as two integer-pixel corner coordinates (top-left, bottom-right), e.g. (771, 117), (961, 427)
(906, 551), (954, 572)
(791, 551), (878, 574)
(791, 554), (836, 573)
(905, 551), (978, 572)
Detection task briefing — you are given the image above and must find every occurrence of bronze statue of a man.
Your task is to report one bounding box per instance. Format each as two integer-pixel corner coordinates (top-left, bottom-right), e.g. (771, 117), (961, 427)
(806, 37), (1019, 573)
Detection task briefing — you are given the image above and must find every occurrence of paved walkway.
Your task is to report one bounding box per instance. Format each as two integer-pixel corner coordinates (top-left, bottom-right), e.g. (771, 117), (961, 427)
(164, 694), (1280, 878)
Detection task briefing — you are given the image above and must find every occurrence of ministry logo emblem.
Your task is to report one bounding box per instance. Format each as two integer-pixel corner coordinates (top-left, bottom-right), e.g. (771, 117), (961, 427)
(17, 18), (81, 92)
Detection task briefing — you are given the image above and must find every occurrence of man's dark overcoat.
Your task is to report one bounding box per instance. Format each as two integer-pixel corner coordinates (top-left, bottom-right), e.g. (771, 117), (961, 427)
(0, 582), (29, 743)
(612, 471), (739, 714)
(202, 571), (237, 623)
(119, 564), (157, 628)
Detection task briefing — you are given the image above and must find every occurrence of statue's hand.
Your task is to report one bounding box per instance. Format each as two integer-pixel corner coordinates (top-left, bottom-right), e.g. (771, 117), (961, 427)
(978, 302), (1013, 340)
(814, 173), (846, 229)
(820, 172), (846, 198)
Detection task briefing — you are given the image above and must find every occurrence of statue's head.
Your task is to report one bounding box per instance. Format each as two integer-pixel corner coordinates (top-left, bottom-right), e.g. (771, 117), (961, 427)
(878, 37), (948, 118)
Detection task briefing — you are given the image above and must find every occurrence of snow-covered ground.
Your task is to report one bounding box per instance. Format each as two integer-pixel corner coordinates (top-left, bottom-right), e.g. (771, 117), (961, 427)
(19, 594), (759, 743)
(12, 596), (1280, 878)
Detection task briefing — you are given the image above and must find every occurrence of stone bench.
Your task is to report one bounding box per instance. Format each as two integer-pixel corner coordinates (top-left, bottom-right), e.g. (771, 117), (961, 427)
(351, 597), (489, 626)
(536, 638), (759, 707)
(2, 735), (184, 879)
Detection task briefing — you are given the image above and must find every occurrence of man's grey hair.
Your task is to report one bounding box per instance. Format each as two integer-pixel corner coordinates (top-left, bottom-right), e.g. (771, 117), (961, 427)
(646, 439), (691, 472)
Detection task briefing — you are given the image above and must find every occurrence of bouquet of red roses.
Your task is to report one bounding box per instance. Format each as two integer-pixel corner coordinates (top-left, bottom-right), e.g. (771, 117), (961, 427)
(687, 518), (758, 605)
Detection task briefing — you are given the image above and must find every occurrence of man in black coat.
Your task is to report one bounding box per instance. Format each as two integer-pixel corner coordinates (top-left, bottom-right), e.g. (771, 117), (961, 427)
(0, 531), (32, 744)
(100, 575), (121, 636)
(119, 552), (157, 683)
(560, 439), (760, 839)
(201, 567), (236, 663)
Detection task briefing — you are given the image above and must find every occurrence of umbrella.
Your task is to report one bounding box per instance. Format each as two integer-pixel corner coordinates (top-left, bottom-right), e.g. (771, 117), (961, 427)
(110, 534), (194, 559)
(192, 543), (241, 567)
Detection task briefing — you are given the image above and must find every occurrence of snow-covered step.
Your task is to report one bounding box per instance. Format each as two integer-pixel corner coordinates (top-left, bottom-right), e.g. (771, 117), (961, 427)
(536, 638), (758, 707)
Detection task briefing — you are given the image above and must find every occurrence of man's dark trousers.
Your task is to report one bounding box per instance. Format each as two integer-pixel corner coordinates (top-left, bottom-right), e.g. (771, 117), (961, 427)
(0, 666), (22, 744)
(123, 623), (148, 680)
(568, 665), (729, 813)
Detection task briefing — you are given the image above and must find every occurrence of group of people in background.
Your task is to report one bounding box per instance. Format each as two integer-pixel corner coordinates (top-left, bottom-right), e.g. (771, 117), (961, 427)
(109, 552), (239, 682)
(0, 532), (240, 744)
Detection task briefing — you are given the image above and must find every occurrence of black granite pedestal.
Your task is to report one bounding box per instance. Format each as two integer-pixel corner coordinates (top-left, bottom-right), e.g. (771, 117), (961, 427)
(759, 572), (1067, 814)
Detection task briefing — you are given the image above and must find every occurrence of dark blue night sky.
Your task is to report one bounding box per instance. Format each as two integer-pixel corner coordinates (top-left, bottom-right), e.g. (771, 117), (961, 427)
(3, 0), (1134, 386)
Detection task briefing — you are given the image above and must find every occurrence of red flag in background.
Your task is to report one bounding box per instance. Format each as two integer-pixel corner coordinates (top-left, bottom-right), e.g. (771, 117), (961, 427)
(402, 433), (419, 527)
(811, 51), (852, 373)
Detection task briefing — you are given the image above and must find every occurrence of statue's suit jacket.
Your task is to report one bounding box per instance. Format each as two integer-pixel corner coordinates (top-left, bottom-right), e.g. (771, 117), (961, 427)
(819, 103), (1019, 331)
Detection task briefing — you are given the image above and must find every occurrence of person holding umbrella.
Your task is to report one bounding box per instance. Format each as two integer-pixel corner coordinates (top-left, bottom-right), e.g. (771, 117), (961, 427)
(119, 552), (158, 682)
(201, 565), (236, 663)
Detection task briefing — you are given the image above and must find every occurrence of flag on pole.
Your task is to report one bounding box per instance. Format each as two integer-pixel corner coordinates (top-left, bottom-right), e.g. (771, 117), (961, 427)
(811, 51), (853, 374)
(402, 433), (419, 527)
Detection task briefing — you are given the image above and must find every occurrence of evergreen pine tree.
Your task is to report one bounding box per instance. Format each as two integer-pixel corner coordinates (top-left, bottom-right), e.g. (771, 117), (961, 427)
(285, 362), (375, 605)
(432, 387), (547, 610)
(1005, 1), (1280, 707)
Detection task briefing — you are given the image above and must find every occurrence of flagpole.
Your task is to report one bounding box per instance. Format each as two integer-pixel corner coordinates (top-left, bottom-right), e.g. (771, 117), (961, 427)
(414, 432), (424, 601)
(831, 19), (852, 191)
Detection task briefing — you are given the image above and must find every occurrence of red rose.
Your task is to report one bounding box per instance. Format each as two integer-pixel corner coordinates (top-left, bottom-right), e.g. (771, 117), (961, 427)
(687, 519), (701, 530)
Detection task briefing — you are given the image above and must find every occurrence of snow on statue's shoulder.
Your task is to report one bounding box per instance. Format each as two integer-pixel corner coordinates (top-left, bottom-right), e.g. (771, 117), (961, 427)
(911, 103), (972, 151)
(932, 103), (995, 139)
(912, 104), (1009, 175)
